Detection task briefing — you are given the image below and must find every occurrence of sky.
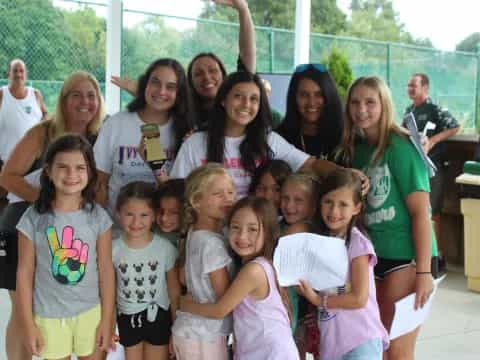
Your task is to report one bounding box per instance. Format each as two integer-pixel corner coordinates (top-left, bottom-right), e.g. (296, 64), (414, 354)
(337, 0), (479, 51)
(58, 0), (479, 51)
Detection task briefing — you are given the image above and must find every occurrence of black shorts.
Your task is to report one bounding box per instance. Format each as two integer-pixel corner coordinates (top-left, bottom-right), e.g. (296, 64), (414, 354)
(429, 167), (445, 215)
(375, 256), (440, 280)
(0, 230), (17, 290)
(0, 202), (30, 290)
(117, 306), (172, 347)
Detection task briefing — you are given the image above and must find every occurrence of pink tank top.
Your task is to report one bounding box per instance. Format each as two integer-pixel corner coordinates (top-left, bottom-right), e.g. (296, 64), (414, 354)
(233, 257), (299, 360)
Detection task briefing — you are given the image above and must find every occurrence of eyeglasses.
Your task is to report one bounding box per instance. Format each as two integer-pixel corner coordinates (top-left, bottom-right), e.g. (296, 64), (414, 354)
(294, 63), (328, 73)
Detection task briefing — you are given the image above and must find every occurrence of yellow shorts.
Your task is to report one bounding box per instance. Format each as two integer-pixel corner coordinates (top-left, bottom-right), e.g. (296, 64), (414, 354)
(34, 304), (101, 359)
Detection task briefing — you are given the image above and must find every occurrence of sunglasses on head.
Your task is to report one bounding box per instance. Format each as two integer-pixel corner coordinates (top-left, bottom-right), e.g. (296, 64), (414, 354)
(294, 63), (328, 73)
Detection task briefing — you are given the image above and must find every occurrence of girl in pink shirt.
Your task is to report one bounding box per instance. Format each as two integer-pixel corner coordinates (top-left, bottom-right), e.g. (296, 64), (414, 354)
(298, 169), (389, 360)
(180, 196), (298, 360)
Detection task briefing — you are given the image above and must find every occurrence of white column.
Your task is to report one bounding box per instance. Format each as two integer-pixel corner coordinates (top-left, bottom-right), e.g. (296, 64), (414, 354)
(294, 0), (311, 66)
(106, 0), (122, 115)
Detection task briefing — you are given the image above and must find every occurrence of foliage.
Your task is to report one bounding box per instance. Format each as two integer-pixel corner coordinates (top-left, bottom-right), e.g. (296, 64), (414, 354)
(199, 0), (346, 35)
(62, 6), (107, 81)
(342, 0), (433, 47)
(122, 16), (182, 78)
(325, 48), (353, 100)
(0, 0), (81, 80)
(456, 33), (480, 53)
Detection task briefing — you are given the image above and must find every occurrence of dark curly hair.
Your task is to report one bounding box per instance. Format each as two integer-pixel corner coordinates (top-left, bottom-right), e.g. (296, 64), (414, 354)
(127, 58), (193, 154)
(35, 134), (97, 214)
(206, 71), (273, 175)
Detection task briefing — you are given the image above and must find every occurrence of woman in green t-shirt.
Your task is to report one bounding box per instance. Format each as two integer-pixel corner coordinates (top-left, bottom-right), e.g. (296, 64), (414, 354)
(337, 76), (435, 360)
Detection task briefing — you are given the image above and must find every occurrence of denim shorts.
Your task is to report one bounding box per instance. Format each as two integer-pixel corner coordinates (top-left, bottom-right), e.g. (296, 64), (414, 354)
(341, 338), (383, 360)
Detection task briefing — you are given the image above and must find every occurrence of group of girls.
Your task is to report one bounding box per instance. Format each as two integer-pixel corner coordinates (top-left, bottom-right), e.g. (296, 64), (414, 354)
(13, 74), (436, 360)
(2, 3), (435, 359)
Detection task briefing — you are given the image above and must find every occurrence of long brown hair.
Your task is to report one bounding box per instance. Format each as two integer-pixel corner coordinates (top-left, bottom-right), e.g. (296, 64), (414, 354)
(316, 168), (368, 246)
(228, 196), (292, 323)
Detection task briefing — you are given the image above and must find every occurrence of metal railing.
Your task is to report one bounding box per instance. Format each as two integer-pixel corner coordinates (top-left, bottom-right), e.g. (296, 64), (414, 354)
(1, 0), (478, 132)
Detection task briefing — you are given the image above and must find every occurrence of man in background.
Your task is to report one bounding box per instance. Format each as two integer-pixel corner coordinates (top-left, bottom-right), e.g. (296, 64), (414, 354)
(404, 73), (460, 271)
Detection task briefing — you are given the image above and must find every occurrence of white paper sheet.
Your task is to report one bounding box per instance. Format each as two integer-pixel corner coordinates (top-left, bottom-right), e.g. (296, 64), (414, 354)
(273, 232), (349, 291)
(106, 343), (125, 360)
(403, 112), (437, 178)
(389, 275), (446, 340)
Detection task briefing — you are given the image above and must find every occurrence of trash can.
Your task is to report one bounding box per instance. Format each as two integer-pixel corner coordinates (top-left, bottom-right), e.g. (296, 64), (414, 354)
(456, 161), (480, 292)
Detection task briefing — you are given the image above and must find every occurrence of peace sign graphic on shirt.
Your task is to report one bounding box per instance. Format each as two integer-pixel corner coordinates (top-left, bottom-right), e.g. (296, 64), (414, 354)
(46, 225), (89, 285)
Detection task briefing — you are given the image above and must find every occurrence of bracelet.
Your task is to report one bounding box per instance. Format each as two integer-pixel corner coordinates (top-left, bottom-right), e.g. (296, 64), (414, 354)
(321, 294), (328, 309)
(416, 271), (431, 275)
(152, 168), (164, 177)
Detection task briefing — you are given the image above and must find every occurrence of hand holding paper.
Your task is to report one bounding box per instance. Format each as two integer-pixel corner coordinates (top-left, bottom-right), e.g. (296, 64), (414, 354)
(273, 232), (349, 291)
(389, 275), (445, 340)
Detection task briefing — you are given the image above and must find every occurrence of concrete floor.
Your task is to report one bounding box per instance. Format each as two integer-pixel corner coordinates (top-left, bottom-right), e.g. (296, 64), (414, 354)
(1, 266), (479, 359)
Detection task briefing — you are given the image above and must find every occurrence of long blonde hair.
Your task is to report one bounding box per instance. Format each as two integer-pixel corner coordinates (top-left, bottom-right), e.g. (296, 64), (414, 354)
(177, 163), (234, 266)
(338, 76), (407, 166)
(48, 71), (106, 140)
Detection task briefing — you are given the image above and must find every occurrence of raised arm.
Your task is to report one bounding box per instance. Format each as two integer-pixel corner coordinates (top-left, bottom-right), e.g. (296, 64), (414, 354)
(0, 124), (46, 202)
(214, 0), (256, 72)
(110, 75), (138, 97)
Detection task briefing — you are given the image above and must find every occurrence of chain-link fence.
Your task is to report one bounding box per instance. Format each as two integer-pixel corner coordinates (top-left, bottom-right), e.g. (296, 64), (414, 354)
(1, 0), (479, 133)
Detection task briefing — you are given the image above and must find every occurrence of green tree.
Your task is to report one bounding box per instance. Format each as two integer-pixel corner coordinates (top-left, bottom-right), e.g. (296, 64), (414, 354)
(325, 48), (353, 100)
(122, 16), (182, 79)
(343, 0), (433, 47)
(63, 6), (107, 81)
(456, 33), (480, 53)
(0, 0), (80, 80)
(200, 0), (346, 35)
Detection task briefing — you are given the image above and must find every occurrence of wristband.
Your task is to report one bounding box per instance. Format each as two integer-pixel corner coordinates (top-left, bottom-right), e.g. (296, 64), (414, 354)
(416, 271), (431, 275)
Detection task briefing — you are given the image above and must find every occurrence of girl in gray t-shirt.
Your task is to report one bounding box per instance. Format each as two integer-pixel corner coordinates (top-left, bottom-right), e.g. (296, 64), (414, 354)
(16, 134), (115, 359)
(172, 164), (236, 360)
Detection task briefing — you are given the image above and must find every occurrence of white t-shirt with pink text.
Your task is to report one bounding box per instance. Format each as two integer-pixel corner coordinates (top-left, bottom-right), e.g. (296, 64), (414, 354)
(94, 111), (176, 215)
(169, 131), (309, 198)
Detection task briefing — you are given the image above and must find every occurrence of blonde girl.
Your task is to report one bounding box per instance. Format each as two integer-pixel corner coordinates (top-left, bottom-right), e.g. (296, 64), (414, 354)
(171, 163), (236, 360)
(280, 171), (321, 359)
(338, 76), (435, 359)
